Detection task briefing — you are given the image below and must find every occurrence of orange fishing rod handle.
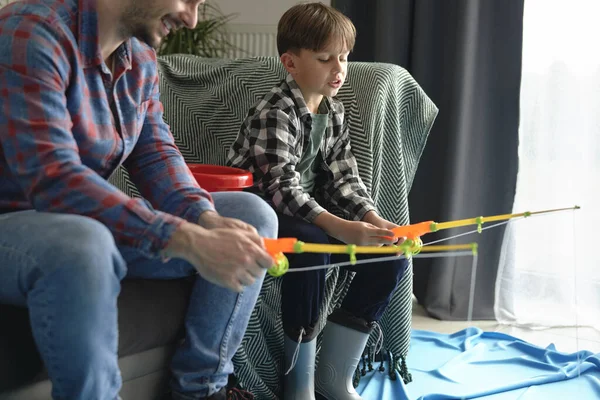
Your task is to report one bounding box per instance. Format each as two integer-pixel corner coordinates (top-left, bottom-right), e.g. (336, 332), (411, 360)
(263, 237), (298, 255)
(391, 221), (435, 240)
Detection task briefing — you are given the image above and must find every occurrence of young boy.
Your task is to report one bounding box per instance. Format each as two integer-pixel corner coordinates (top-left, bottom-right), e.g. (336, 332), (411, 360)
(227, 3), (408, 399)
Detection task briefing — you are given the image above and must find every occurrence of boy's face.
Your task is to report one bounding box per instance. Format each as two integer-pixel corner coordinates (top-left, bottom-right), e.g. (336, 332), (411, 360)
(282, 42), (349, 105)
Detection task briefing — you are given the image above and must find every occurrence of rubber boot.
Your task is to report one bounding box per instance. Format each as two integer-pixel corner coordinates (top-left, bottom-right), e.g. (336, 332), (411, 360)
(283, 334), (317, 400)
(315, 314), (372, 400)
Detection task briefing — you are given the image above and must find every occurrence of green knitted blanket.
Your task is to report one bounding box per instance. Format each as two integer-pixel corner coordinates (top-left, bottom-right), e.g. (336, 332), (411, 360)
(110, 55), (437, 399)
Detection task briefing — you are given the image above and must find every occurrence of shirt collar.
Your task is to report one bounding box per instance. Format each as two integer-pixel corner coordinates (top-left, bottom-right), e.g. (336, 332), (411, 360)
(284, 74), (334, 119)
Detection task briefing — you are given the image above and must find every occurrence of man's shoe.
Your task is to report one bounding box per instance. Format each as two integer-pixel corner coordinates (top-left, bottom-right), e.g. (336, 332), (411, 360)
(225, 387), (255, 400)
(203, 386), (254, 400)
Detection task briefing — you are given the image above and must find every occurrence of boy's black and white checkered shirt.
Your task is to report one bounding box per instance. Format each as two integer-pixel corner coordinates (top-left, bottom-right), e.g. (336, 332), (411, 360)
(227, 74), (376, 223)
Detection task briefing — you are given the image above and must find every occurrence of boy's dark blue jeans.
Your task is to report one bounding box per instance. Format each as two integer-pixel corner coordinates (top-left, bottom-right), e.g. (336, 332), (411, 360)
(277, 212), (408, 341)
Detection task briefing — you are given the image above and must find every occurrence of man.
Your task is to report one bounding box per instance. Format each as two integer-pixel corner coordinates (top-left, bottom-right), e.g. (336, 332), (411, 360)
(0, 0), (277, 399)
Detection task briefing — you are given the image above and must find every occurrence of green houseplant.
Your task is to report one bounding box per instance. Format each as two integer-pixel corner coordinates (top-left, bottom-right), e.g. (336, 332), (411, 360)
(158, 1), (239, 57)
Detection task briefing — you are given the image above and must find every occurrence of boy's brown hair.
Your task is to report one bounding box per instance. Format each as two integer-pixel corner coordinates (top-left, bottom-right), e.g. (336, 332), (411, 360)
(277, 2), (356, 56)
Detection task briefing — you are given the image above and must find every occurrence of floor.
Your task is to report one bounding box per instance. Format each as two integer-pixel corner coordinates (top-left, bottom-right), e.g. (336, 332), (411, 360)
(410, 297), (600, 354)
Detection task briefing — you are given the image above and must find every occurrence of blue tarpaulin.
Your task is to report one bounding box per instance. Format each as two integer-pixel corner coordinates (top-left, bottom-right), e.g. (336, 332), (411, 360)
(356, 327), (600, 399)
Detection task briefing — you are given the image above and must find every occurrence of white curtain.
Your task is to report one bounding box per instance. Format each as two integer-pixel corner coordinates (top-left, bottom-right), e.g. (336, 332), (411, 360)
(494, 0), (600, 329)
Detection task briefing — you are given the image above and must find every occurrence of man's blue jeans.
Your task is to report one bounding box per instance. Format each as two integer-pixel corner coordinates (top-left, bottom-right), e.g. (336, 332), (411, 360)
(0, 191), (277, 400)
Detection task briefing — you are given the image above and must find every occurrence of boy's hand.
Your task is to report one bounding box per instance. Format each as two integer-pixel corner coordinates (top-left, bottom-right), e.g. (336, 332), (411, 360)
(362, 211), (406, 245)
(314, 211), (398, 246)
(335, 220), (397, 246)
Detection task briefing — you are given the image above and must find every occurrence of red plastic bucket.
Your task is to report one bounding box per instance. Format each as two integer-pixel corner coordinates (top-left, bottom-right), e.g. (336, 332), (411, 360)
(187, 164), (253, 192)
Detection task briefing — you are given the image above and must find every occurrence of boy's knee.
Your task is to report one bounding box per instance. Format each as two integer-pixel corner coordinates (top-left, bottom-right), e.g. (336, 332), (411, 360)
(379, 258), (410, 289)
(280, 218), (329, 245)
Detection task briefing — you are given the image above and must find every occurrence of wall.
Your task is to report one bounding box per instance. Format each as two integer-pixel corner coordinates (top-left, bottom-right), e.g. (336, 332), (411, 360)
(219, 0), (331, 58)
(216, 0), (330, 25)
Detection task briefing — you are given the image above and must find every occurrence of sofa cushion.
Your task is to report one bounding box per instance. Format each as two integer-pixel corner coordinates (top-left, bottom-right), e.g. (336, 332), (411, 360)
(0, 278), (192, 391)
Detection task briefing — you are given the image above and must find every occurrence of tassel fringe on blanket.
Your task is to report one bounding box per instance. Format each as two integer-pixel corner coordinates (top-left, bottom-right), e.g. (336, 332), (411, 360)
(354, 348), (412, 388)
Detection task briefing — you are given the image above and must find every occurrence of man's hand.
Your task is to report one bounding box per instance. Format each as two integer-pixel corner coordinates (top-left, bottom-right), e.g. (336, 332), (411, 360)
(198, 210), (258, 235)
(164, 222), (273, 292)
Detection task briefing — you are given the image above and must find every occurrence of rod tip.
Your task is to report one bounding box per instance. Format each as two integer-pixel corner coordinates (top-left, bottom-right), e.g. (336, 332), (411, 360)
(574, 205), (581, 210)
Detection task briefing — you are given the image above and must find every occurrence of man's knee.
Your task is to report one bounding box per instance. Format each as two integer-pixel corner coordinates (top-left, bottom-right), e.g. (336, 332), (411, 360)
(244, 193), (277, 238)
(40, 215), (126, 284)
(0, 213), (125, 304)
(213, 191), (278, 238)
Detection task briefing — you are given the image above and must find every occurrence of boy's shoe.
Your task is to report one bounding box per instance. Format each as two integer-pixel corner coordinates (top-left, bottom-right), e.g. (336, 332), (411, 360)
(315, 311), (373, 400)
(283, 333), (317, 400)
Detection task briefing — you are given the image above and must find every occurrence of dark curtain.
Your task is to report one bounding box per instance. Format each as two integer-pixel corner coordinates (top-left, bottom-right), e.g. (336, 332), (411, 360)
(334, 0), (524, 320)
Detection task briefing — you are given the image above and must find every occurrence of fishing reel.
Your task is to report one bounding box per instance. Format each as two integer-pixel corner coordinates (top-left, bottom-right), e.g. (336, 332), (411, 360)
(267, 252), (289, 277)
(400, 237), (423, 257)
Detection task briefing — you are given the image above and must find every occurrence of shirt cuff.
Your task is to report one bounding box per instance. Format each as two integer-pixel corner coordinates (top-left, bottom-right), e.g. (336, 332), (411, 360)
(352, 202), (377, 221)
(301, 202), (327, 223)
(136, 211), (186, 258)
(179, 198), (217, 225)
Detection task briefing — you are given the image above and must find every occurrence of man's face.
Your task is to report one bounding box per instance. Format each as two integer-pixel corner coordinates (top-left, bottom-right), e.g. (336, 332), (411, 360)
(120, 0), (204, 49)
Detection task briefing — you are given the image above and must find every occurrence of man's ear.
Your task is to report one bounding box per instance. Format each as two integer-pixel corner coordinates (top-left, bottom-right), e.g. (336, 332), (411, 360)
(280, 52), (297, 75)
